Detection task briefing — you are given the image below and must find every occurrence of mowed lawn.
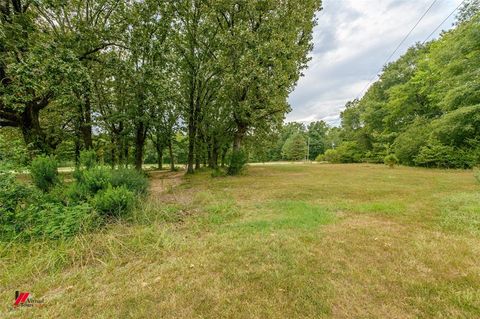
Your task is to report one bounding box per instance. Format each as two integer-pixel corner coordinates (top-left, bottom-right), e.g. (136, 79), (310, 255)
(1, 164), (480, 318)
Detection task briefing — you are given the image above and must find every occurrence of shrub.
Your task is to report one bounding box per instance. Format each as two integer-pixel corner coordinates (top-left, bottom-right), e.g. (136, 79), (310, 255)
(30, 155), (59, 192)
(0, 171), (31, 213)
(384, 154), (399, 168)
(315, 153), (325, 162)
(414, 143), (477, 168)
(65, 182), (90, 203)
(474, 168), (480, 184)
(322, 149), (340, 163)
(80, 150), (97, 169)
(0, 171), (34, 237)
(0, 178), (99, 241)
(393, 119), (430, 165)
(228, 149), (247, 175)
(110, 169), (148, 195)
(80, 167), (112, 195)
(20, 202), (99, 239)
(92, 186), (135, 217)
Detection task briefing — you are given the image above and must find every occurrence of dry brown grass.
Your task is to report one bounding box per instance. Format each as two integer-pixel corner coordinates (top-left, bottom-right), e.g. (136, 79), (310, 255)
(1, 164), (479, 318)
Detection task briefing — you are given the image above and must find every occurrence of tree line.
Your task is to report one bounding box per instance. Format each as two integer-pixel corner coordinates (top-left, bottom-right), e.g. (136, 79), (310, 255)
(259, 2), (479, 168)
(0, 0), (321, 173)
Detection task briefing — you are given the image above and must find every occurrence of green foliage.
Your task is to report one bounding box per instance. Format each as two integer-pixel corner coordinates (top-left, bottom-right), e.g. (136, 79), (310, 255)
(79, 167), (112, 195)
(80, 150), (98, 169)
(30, 155), (60, 192)
(315, 153), (326, 162)
(393, 119), (430, 165)
(414, 143), (477, 168)
(0, 170), (32, 217)
(384, 154), (399, 168)
(324, 142), (363, 163)
(228, 150), (247, 175)
(307, 121), (329, 160)
(0, 168), (99, 240)
(92, 186), (135, 217)
(282, 133), (307, 161)
(329, 15), (480, 169)
(19, 202), (99, 240)
(110, 169), (148, 195)
(322, 149), (341, 163)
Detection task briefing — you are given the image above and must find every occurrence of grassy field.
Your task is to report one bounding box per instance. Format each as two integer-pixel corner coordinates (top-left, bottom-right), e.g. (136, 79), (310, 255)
(1, 164), (480, 318)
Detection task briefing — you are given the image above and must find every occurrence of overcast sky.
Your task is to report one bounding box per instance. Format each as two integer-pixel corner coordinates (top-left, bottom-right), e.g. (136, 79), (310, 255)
(287, 0), (463, 126)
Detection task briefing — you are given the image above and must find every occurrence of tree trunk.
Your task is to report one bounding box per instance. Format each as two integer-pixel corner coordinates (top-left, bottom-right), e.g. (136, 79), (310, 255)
(157, 145), (163, 170)
(221, 146), (228, 168)
(134, 122), (146, 171)
(20, 104), (50, 154)
(110, 136), (116, 169)
(124, 141), (129, 169)
(81, 95), (93, 149)
(195, 154), (201, 170)
(74, 138), (81, 167)
(212, 143), (219, 169)
(233, 124), (247, 152)
(187, 106), (196, 174)
(168, 140), (175, 171)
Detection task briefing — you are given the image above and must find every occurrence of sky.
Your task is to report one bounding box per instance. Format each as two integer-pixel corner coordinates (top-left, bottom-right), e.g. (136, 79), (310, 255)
(287, 0), (464, 126)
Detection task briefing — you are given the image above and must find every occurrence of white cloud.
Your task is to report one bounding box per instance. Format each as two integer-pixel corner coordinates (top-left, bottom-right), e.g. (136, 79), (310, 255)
(287, 0), (463, 126)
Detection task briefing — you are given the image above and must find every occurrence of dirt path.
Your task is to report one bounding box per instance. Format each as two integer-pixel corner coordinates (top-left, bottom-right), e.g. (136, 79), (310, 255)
(148, 170), (184, 196)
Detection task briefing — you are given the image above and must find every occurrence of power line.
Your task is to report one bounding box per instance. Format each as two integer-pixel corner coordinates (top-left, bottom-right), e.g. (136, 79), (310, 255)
(355, 0), (439, 99)
(422, 0), (467, 44)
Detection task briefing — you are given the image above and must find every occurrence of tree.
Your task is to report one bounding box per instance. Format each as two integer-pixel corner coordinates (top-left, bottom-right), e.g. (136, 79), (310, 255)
(213, 0), (321, 172)
(307, 121), (328, 160)
(282, 133), (307, 161)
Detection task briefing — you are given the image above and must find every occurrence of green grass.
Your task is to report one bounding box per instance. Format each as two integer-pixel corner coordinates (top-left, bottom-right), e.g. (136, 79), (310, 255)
(1, 163), (480, 318)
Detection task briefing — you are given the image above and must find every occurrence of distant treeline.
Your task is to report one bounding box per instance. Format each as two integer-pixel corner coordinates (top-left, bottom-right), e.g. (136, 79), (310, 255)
(252, 5), (480, 168)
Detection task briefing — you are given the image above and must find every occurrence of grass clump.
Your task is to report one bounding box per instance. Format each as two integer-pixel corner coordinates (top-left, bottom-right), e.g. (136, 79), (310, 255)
(384, 154), (399, 168)
(110, 168), (149, 194)
(440, 192), (480, 235)
(30, 155), (60, 192)
(92, 186), (135, 217)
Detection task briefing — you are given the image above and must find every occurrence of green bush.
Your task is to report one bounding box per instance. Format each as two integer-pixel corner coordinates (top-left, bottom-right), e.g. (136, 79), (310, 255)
(79, 150), (97, 169)
(92, 186), (135, 217)
(30, 155), (60, 192)
(393, 119), (430, 165)
(322, 149), (340, 163)
(414, 142), (477, 168)
(110, 169), (148, 195)
(0, 173), (99, 240)
(384, 154), (399, 168)
(0, 171), (34, 237)
(474, 168), (480, 184)
(65, 182), (90, 203)
(315, 153), (325, 162)
(228, 149), (247, 175)
(19, 202), (99, 240)
(80, 167), (112, 195)
(0, 171), (31, 213)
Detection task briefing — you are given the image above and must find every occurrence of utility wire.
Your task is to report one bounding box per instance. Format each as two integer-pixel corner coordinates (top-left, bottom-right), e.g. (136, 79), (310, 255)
(355, 0), (439, 99)
(422, 0), (467, 44)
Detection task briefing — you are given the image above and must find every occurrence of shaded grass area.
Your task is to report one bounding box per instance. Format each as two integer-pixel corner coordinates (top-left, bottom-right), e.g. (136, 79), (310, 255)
(1, 164), (479, 318)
